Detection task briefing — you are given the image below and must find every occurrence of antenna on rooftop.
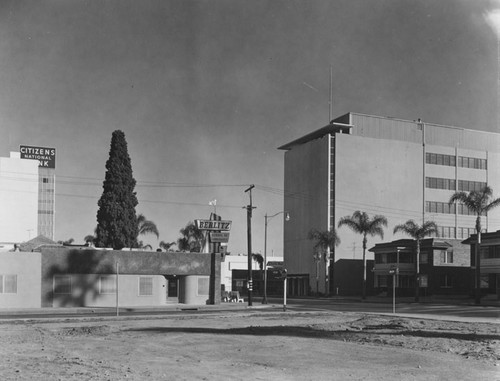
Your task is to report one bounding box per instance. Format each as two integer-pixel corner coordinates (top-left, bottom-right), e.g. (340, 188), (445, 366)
(329, 65), (333, 123)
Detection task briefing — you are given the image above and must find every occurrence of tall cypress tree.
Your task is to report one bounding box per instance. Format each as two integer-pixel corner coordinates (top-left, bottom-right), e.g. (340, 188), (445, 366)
(95, 130), (138, 250)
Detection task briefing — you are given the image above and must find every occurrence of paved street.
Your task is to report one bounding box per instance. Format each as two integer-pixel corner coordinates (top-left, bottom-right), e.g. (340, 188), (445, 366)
(271, 297), (500, 324)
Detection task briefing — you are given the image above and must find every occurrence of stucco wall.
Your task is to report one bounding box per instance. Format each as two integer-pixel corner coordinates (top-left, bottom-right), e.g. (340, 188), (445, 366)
(0, 252), (41, 308)
(51, 274), (167, 307)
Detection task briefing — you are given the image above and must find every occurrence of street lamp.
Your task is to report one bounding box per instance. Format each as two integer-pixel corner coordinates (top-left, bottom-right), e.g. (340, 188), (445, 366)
(263, 211), (290, 304)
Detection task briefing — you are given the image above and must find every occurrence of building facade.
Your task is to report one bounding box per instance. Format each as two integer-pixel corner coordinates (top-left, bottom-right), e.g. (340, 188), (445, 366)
(0, 152), (39, 243)
(0, 247), (222, 309)
(462, 230), (500, 298)
(369, 238), (471, 297)
(280, 112), (500, 295)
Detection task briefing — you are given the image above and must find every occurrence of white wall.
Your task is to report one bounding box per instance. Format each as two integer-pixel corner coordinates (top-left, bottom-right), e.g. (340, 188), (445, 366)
(0, 252), (42, 308)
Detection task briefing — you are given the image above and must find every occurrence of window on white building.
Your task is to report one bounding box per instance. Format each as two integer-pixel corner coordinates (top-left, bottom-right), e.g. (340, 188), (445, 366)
(197, 277), (209, 296)
(139, 277), (153, 296)
(0, 275), (17, 294)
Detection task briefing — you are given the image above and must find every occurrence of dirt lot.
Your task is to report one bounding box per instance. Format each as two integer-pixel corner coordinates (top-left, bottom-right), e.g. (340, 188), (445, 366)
(0, 310), (498, 380)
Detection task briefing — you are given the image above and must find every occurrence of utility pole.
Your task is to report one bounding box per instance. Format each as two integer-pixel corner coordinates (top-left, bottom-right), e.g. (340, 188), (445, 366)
(244, 185), (255, 306)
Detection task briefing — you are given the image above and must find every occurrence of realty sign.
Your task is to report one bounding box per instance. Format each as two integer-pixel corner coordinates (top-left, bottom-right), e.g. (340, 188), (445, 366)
(20, 145), (56, 169)
(195, 219), (232, 231)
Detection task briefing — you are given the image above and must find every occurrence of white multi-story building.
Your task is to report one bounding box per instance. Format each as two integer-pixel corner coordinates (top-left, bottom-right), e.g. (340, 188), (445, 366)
(0, 152), (39, 244)
(280, 112), (500, 295)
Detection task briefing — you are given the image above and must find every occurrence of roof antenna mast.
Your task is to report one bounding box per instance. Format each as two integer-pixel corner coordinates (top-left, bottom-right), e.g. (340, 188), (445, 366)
(329, 65), (333, 123)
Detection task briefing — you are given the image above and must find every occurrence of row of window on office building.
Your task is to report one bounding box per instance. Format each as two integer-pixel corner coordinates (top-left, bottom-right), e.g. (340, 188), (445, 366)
(426, 177), (486, 192)
(426, 153), (487, 170)
(425, 201), (486, 216)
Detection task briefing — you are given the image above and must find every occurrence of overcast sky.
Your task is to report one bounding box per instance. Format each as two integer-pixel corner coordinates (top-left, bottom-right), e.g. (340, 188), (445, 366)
(1, 0), (499, 258)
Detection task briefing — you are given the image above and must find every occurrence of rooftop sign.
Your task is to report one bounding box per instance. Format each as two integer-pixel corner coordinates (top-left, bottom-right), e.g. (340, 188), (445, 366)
(20, 145), (56, 169)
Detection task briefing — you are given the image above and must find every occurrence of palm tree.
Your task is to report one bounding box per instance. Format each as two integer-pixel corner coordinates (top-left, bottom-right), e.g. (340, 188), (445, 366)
(252, 253), (264, 270)
(177, 222), (204, 252)
(393, 220), (438, 302)
(252, 253), (265, 295)
(159, 240), (176, 252)
(449, 185), (500, 304)
(308, 228), (341, 296)
(338, 211), (387, 300)
(137, 214), (159, 240)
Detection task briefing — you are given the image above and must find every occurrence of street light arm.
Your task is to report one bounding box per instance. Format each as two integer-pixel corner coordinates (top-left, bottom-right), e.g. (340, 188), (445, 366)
(266, 211), (290, 221)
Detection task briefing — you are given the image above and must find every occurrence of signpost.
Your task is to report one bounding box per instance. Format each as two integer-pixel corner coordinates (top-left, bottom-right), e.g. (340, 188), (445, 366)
(282, 268), (287, 312)
(389, 265), (399, 314)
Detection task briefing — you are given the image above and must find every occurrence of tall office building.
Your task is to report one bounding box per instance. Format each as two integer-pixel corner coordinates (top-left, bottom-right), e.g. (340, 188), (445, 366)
(19, 145), (56, 241)
(279, 112), (500, 295)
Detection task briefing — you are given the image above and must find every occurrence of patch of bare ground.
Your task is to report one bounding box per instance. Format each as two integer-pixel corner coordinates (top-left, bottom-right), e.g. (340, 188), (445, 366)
(0, 311), (498, 380)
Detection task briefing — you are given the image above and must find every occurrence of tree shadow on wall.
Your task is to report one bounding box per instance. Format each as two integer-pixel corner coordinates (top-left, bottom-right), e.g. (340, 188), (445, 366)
(45, 249), (114, 307)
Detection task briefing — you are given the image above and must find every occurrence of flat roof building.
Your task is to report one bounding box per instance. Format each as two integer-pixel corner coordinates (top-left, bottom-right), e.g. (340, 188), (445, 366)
(280, 112), (500, 295)
(0, 152), (39, 243)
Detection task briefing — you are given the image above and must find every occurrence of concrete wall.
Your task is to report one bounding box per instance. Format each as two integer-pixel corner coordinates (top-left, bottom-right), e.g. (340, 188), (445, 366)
(0, 154), (38, 243)
(41, 247), (221, 307)
(0, 252), (41, 308)
(335, 133), (423, 264)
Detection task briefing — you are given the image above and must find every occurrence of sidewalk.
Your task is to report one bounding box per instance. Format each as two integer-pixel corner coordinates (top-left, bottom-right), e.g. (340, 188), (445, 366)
(0, 300), (270, 318)
(308, 294), (500, 307)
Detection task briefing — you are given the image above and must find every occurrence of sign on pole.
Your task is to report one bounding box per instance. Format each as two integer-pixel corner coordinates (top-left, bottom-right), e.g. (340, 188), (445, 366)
(195, 219), (232, 231)
(209, 232), (230, 243)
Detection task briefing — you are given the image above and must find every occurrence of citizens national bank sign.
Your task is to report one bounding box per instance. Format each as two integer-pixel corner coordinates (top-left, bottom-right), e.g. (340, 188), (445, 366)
(20, 145), (56, 169)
